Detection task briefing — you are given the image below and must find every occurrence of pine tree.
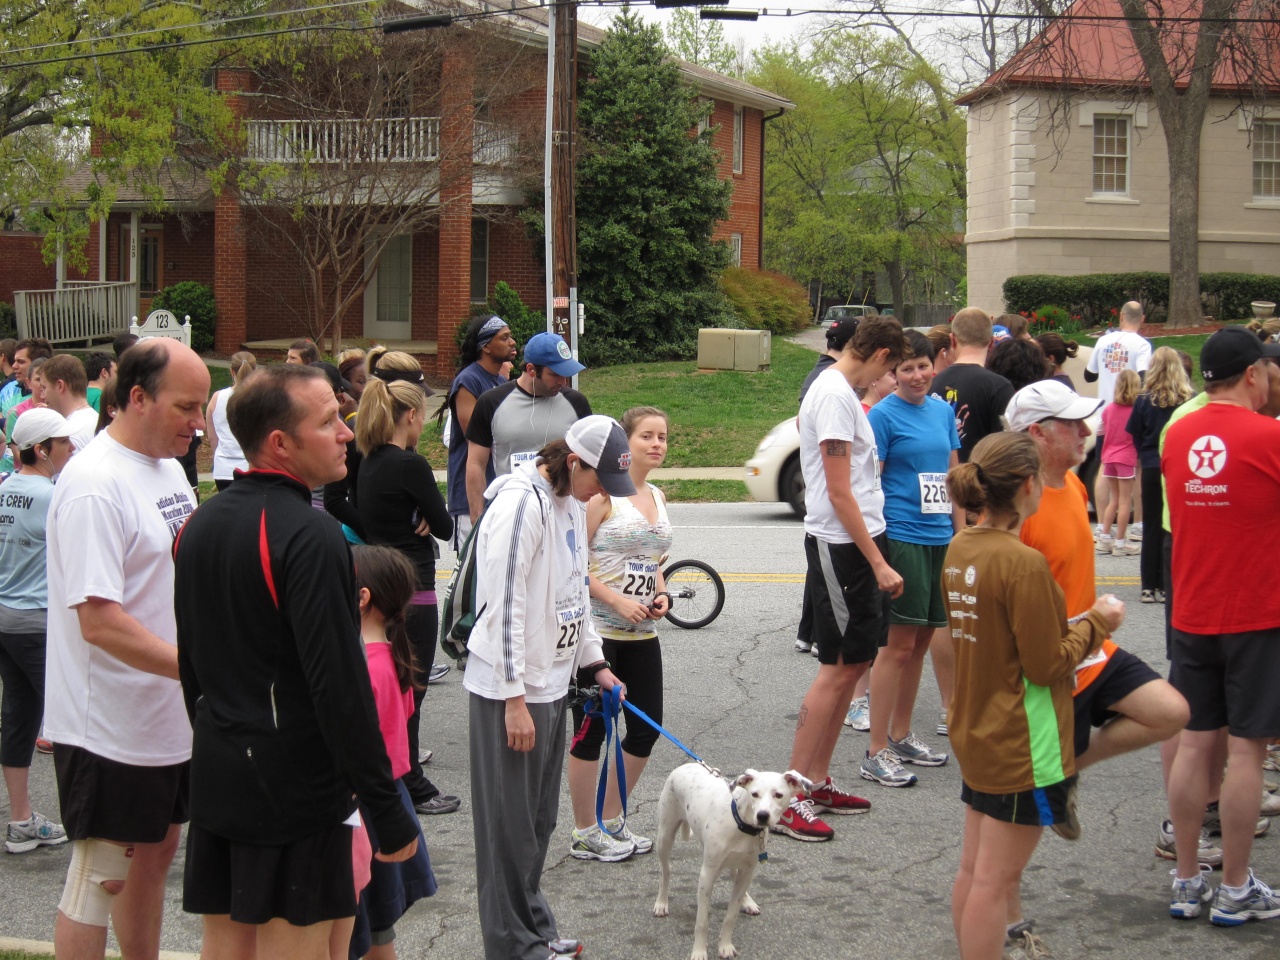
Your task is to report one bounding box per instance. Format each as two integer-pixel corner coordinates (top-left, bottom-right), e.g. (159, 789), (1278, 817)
(576, 11), (734, 364)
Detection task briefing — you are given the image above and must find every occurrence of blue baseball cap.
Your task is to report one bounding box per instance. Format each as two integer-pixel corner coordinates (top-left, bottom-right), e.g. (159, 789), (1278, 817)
(523, 332), (585, 377)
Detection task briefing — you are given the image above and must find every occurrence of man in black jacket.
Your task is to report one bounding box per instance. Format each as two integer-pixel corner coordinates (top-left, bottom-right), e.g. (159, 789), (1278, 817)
(174, 364), (418, 958)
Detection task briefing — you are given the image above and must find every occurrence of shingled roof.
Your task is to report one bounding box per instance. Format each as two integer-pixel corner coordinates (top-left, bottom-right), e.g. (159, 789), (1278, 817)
(956, 0), (1280, 105)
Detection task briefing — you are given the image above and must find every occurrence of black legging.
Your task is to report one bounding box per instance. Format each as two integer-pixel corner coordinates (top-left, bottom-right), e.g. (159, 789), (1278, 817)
(570, 638), (663, 761)
(403, 603), (440, 805)
(0, 629), (45, 767)
(1139, 467), (1165, 592)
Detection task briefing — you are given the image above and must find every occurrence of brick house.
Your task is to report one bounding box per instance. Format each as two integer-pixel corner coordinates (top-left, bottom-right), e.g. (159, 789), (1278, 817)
(11, 9), (791, 373)
(959, 0), (1280, 312)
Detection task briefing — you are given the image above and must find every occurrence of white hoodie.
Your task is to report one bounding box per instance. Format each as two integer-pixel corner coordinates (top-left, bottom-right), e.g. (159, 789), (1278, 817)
(462, 463), (605, 702)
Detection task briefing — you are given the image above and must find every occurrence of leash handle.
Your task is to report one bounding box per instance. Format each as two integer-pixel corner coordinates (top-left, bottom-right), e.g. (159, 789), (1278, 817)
(594, 686), (628, 837)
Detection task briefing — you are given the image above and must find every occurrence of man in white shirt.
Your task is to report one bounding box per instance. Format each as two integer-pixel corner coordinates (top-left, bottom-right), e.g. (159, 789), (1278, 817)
(776, 317), (906, 842)
(45, 338), (210, 960)
(40, 355), (100, 452)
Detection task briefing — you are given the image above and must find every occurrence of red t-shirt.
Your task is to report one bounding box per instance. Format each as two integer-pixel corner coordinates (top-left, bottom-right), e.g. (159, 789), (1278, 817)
(1163, 403), (1280, 634)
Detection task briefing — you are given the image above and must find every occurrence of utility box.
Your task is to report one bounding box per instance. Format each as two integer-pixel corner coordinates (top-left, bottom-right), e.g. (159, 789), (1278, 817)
(697, 328), (737, 370)
(733, 329), (771, 371)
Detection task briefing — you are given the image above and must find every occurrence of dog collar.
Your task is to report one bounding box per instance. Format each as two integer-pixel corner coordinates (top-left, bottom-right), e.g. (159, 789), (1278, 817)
(730, 797), (765, 837)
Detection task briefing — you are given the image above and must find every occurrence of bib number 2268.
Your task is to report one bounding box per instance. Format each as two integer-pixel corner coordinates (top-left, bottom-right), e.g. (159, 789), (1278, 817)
(919, 472), (951, 514)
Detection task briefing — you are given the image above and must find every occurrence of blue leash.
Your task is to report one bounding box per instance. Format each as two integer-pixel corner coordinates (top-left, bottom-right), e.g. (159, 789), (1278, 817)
(586, 686), (719, 838)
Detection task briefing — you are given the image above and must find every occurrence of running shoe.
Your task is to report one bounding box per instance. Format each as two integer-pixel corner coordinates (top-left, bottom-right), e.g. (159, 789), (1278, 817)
(1209, 869), (1280, 925)
(1261, 789), (1280, 817)
(569, 825), (635, 862)
(1265, 777), (1278, 794)
(548, 938), (584, 957)
(1170, 865), (1214, 920)
(1002, 919), (1053, 960)
(937, 711), (948, 737)
(1095, 534), (1114, 554)
(844, 696), (870, 730)
(1111, 540), (1140, 557)
(860, 748), (918, 788)
(1141, 589), (1156, 603)
(602, 815), (652, 854)
(1050, 779), (1080, 841)
(794, 638), (813, 653)
(1266, 745), (1280, 773)
(1203, 803), (1269, 838)
(4, 811), (67, 854)
(889, 732), (949, 767)
(414, 795), (462, 816)
(1155, 819), (1223, 868)
(35, 738), (53, 755)
(427, 663), (450, 683)
(1155, 589), (1166, 603)
(1127, 522), (1144, 542)
(808, 776), (871, 814)
(770, 798), (834, 841)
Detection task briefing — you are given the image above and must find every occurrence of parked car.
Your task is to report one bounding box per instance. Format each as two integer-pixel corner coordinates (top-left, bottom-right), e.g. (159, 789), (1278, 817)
(746, 345), (1099, 518)
(818, 304), (877, 328)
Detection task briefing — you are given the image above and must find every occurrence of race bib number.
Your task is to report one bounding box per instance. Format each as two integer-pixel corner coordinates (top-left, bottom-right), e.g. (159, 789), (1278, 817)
(510, 450), (538, 471)
(554, 600), (586, 662)
(919, 472), (950, 514)
(620, 557), (658, 604)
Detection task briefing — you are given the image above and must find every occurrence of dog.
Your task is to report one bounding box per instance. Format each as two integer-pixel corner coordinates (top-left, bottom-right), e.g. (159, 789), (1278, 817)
(652, 763), (808, 960)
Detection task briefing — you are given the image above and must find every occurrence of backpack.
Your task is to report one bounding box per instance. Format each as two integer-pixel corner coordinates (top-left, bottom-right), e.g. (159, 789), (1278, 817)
(438, 476), (547, 663)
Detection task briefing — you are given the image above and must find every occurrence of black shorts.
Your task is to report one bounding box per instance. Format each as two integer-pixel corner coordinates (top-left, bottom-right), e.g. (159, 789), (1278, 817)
(1073, 647), (1161, 758)
(804, 533), (890, 667)
(961, 776), (1077, 828)
(1169, 627), (1280, 739)
(183, 821), (357, 925)
(54, 744), (189, 843)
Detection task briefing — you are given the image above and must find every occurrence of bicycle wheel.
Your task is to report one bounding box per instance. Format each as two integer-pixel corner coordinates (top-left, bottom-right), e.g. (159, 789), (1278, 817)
(662, 559), (725, 630)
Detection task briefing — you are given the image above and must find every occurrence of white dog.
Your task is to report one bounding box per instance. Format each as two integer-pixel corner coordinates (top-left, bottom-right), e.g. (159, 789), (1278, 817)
(652, 764), (808, 960)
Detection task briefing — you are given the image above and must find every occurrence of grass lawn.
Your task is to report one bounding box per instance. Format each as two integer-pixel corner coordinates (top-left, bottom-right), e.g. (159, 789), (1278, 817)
(651, 478), (749, 502)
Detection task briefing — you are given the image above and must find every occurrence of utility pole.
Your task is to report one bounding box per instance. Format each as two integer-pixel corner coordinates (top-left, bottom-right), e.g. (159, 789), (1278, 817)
(545, 0), (579, 366)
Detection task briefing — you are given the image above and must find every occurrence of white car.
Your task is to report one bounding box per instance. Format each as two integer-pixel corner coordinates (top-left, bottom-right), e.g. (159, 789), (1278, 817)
(744, 345), (1098, 518)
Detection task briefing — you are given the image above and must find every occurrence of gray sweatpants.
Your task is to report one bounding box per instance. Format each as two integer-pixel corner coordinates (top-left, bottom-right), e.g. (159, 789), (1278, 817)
(469, 692), (568, 960)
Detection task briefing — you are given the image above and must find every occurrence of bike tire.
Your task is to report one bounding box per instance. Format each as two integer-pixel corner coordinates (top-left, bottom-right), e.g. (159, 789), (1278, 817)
(662, 559), (726, 630)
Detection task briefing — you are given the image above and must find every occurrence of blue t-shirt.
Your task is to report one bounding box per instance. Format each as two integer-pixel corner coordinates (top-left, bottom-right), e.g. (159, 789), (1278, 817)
(867, 393), (960, 545)
(446, 362), (506, 516)
(0, 471), (56, 609)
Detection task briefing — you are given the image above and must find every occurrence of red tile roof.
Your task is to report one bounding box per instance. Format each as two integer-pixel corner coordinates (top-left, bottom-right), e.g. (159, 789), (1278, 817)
(957, 0), (1280, 105)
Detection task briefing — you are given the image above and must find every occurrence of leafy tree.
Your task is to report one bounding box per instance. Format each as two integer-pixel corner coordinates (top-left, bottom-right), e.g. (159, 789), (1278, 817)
(664, 9), (736, 74)
(573, 11), (735, 364)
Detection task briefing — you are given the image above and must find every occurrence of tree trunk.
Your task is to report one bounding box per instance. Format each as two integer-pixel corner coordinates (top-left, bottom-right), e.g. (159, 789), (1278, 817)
(886, 260), (906, 318)
(1163, 114), (1203, 326)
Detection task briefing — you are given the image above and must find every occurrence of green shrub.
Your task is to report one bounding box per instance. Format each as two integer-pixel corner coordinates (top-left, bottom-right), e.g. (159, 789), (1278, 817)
(1200, 273), (1280, 320)
(1023, 305), (1085, 337)
(151, 281), (217, 352)
(0, 301), (14, 338)
(720, 268), (810, 335)
(452, 281), (547, 368)
(1005, 271), (1280, 323)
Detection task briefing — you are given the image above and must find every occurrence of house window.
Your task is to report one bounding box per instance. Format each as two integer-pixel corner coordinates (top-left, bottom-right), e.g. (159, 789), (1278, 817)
(377, 234), (412, 327)
(733, 107), (744, 174)
(1092, 116), (1128, 195)
(730, 233), (743, 268)
(470, 218), (489, 303)
(697, 100), (712, 136)
(1254, 121), (1280, 200)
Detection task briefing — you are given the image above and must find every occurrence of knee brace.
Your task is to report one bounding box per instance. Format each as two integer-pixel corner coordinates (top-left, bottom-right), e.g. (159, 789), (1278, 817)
(58, 839), (134, 926)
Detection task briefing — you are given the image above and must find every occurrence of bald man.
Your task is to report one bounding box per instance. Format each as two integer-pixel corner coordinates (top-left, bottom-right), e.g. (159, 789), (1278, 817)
(927, 307), (1015, 462)
(44, 339), (211, 960)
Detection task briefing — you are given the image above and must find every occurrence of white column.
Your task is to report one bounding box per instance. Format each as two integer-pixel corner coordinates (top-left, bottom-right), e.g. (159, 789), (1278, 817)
(98, 217), (108, 281)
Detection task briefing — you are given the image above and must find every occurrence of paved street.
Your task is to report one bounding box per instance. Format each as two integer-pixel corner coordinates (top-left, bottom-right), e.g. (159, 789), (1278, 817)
(2, 502), (1278, 958)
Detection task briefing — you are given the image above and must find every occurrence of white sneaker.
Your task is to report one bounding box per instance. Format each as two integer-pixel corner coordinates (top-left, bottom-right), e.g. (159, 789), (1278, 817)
(794, 637), (813, 653)
(569, 825), (635, 862)
(1112, 540), (1140, 557)
(844, 696), (870, 730)
(1127, 521), (1144, 542)
(1096, 534), (1115, 554)
(1262, 789), (1280, 817)
(602, 815), (652, 854)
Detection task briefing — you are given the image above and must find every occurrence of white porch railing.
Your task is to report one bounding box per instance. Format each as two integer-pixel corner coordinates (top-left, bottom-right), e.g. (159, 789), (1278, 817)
(247, 117), (441, 163)
(14, 282), (138, 344)
(473, 120), (517, 165)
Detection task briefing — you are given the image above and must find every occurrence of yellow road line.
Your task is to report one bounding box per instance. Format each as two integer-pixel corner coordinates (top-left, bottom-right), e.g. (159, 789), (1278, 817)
(439, 571), (1141, 585)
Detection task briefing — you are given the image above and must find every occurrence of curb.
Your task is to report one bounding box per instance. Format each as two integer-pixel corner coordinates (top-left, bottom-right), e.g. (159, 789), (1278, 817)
(0, 936), (198, 960)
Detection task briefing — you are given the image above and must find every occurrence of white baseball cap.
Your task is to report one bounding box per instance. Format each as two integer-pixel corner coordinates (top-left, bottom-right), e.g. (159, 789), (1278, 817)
(565, 415), (636, 498)
(11, 408), (75, 451)
(1004, 380), (1103, 433)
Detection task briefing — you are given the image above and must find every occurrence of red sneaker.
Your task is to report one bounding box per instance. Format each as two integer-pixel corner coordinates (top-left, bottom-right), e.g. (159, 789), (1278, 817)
(35, 738), (53, 755)
(809, 776), (872, 815)
(770, 798), (834, 842)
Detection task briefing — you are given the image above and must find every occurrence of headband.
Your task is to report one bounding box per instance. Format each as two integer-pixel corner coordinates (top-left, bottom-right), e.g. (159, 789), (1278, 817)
(372, 366), (425, 387)
(476, 316), (508, 349)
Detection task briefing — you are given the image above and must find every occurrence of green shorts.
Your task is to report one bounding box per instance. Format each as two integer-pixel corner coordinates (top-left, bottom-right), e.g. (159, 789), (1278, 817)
(886, 539), (949, 629)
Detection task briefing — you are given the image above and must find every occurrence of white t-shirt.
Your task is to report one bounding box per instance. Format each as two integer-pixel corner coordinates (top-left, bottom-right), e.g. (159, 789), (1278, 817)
(66, 405), (100, 453)
(799, 367), (885, 543)
(44, 431), (196, 766)
(1086, 329), (1152, 410)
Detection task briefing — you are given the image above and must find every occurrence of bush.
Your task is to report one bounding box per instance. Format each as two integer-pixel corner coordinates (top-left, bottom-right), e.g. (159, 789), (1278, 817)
(720, 268), (810, 335)
(151, 281), (217, 352)
(453, 281), (547, 367)
(1200, 273), (1280, 321)
(0, 301), (15, 338)
(1005, 271), (1280, 323)
(1024, 305), (1085, 337)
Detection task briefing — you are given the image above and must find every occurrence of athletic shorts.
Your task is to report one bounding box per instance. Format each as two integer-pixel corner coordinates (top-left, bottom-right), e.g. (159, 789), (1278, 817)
(54, 744), (189, 844)
(1101, 462), (1136, 480)
(804, 533), (890, 667)
(1073, 647), (1161, 757)
(961, 776), (1077, 828)
(1169, 627), (1280, 739)
(885, 539), (948, 629)
(183, 821), (357, 925)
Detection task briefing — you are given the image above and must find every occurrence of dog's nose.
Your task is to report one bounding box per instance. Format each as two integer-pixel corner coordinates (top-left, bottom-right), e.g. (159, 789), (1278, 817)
(756, 810), (770, 824)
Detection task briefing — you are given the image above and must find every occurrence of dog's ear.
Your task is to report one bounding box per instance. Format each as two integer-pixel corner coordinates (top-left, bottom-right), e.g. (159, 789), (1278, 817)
(784, 770), (812, 793)
(735, 770), (757, 787)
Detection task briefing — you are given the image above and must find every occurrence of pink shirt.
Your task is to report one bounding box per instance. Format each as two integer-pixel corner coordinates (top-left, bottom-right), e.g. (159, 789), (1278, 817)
(1100, 402), (1138, 468)
(364, 641), (414, 780)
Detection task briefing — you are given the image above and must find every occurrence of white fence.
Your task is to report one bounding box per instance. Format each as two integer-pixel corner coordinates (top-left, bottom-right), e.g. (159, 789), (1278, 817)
(14, 282), (138, 344)
(247, 117), (442, 164)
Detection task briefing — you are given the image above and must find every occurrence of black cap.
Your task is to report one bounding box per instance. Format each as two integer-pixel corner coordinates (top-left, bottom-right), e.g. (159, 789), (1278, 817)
(826, 317), (859, 350)
(309, 360), (352, 395)
(1199, 327), (1280, 382)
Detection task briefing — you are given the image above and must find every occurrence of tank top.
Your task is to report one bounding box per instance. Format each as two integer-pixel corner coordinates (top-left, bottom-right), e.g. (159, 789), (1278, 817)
(589, 484), (673, 641)
(210, 386), (248, 480)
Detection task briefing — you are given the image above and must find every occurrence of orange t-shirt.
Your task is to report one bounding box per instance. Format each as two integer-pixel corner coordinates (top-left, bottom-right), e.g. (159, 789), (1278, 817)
(1020, 471), (1116, 694)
